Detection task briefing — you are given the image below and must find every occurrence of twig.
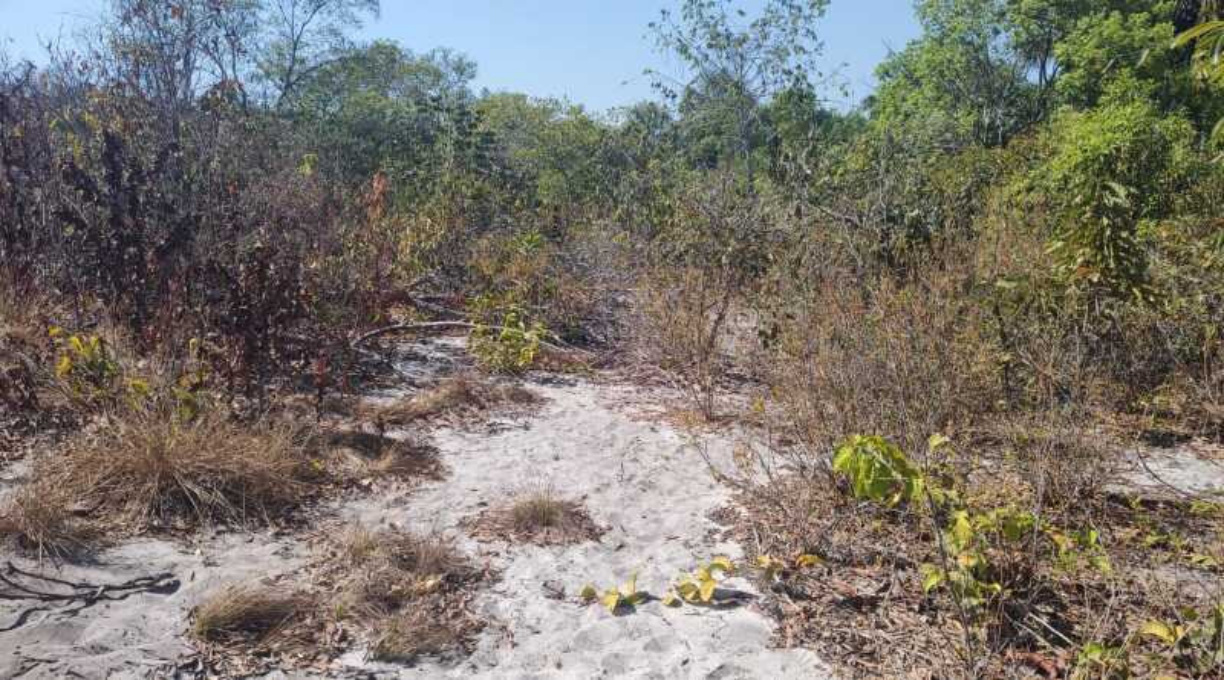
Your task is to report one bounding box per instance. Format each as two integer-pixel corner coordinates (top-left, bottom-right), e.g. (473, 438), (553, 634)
(349, 321), (595, 357)
(1132, 446), (1212, 501)
(0, 562), (179, 632)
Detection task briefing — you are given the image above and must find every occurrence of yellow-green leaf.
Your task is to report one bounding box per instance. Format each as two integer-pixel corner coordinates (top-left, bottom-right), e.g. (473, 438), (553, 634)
(919, 564), (944, 593)
(579, 584), (598, 602)
(600, 590), (621, 613)
(709, 556), (734, 574)
(795, 554), (822, 568)
(1140, 620), (1178, 646)
(620, 573), (638, 598)
(55, 355), (73, 378)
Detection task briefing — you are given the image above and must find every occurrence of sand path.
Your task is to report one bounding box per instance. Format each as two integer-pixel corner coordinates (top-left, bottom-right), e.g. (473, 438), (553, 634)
(0, 342), (829, 679)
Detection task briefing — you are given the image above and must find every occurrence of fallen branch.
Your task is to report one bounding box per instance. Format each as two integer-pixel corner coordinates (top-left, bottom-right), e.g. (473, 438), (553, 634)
(0, 561), (179, 632)
(350, 321), (595, 357)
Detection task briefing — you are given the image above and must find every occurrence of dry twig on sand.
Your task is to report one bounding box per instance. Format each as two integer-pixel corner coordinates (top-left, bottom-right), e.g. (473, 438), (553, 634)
(0, 561), (179, 632)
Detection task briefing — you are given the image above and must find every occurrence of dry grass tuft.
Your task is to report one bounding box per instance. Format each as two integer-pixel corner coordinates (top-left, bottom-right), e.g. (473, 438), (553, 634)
(327, 431), (445, 482)
(368, 600), (474, 662)
(26, 407), (317, 532)
(335, 527), (477, 615)
(186, 529), (485, 671)
(365, 375), (541, 427)
(191, 583), (309, 644)
(0, 480), (95, 561)
(466, 486), (604, 546)
(325, 526), (485, 663)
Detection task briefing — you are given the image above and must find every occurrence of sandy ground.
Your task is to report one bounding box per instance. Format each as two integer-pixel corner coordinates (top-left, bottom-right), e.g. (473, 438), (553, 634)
(6, 335), (1218, 679)
(1116, 441), (1224, 500)
(338, 378), (827, 679)
(0, 340), (830, 679)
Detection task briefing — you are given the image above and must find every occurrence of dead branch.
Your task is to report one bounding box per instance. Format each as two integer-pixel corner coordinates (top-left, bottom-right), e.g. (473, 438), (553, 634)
(0, 561), (179, 632)
(349, 321), (594, 357)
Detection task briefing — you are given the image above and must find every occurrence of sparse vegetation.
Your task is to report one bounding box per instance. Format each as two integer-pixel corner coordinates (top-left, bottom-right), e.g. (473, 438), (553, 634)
(0, 480), (95, 562)
(2, 0), (1223, 676)
(364, 375), (541, 427)
(329, 527), (485, 662)
(327, 430), (446, 482)
(466, 486), (604, 546)
(190, 527), (487, 670)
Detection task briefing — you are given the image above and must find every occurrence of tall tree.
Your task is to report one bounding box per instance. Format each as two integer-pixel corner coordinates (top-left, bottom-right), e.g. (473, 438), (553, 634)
(648, 0), (828, 183)
(260, 0), (380, 108)
(104, 0), (260, 123)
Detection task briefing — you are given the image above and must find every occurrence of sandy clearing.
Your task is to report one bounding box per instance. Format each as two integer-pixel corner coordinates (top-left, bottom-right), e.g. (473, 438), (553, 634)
(0, 346), (829, 679)
(0, 534), (311, 679)
(338, 379), (829, 678)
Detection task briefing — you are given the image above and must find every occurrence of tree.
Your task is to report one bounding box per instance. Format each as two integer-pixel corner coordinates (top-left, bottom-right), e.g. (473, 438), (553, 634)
(288, 40), (482, 190)
(103, 0), (261, 124)
(260, 0), (380, 107)
(871, 0), (1038, 150)
(1174, 3), (1224, 88)
(1054, 5), (1180, 111)
(1039, 82), (1196, 301)
(648, 0), (828, 183)
(476, 94), (615, 226)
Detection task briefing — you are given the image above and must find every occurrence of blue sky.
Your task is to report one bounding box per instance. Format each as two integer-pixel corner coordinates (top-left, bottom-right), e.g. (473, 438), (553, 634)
(0, 0), (920, 112)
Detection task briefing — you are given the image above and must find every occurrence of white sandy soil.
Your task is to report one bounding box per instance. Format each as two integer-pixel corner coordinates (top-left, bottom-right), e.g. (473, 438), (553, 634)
(0, 340), (830, 679)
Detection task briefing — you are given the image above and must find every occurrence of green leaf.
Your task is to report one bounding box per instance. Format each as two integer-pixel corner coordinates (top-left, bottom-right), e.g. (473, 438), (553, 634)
(579, 584), (598, 602)
(948, 511), (974, 553)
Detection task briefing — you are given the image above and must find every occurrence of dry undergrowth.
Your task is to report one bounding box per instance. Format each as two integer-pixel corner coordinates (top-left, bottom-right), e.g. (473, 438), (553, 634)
(327, 430), (446, 483)
(192, 527), (488, 673)
(192, 583), (311, 644)
(466, 486), (604, 546)
(363, 374), (540, 427)
(723, 429), (1223, 680)
(0, 407), (321, 558)
(0, 480), (95, 561)
(335, 527), (485, 662)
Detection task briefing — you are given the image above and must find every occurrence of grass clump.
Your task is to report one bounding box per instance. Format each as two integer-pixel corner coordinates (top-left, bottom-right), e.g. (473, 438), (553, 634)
(366, 375), (540, 427)
(466, 486), (605, 546)
(19, 406), (317, 533)
(327, 430), (445, 483)
(369, 605), (470, 662)
(335, 527), (476, 614)
(191, 583), (309, 644)
(328, 526), (485, 663)
(187, 529), (486, 671)
(0, 480), (94, 561)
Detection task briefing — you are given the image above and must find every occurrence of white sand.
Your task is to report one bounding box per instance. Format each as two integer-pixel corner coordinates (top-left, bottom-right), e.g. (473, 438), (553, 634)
(340, 379), (828, 678)
(0, 348), (830, 679)
(1113, 441), (1224, 500)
